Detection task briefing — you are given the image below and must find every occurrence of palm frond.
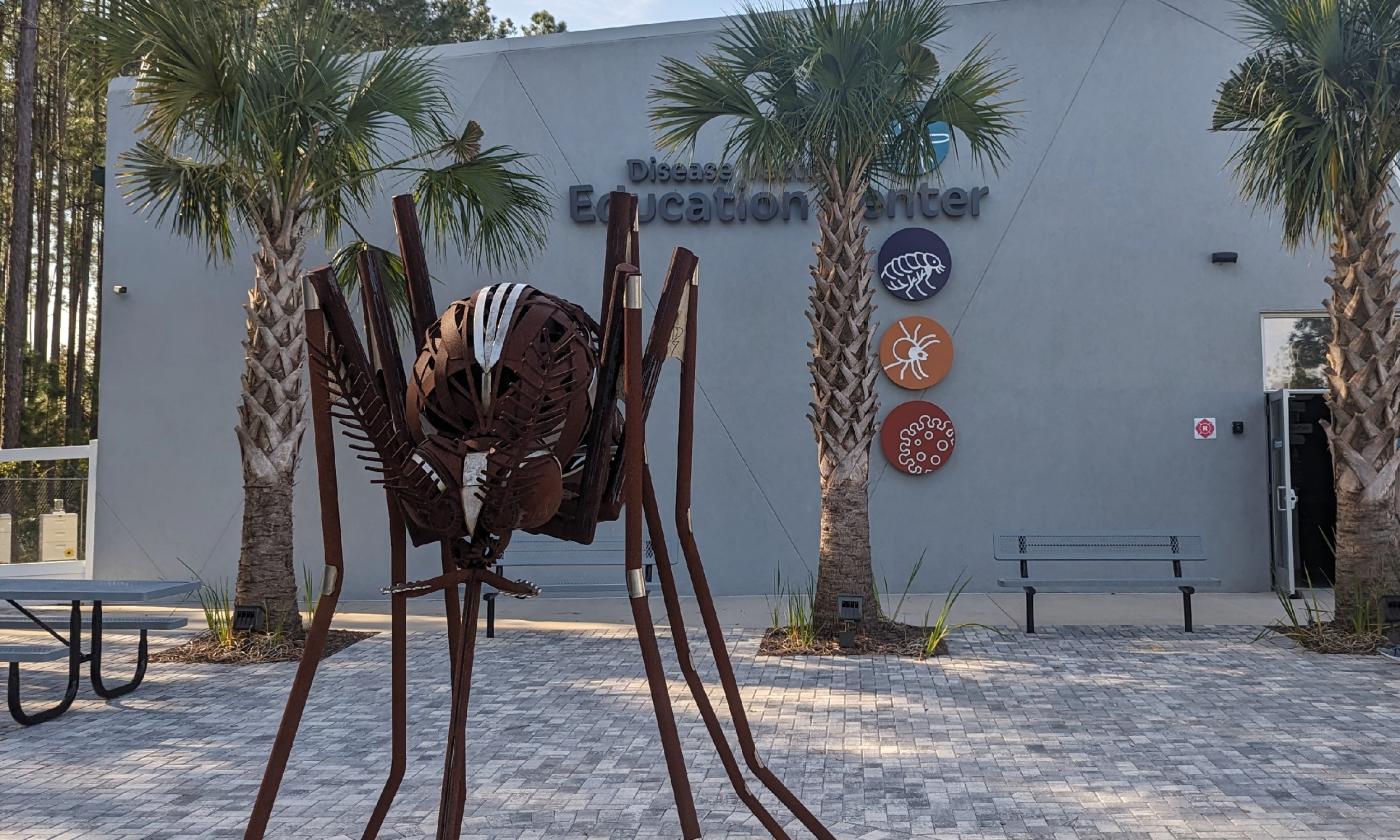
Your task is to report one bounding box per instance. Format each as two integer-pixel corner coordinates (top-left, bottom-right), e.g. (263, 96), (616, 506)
(102, 0), (550, 274)
(649, 0), (1019, 195)
(119, 141), (245, 261)
(1212, 0), (1400, 245)
(329, 242), (417, 333)
(413, 144), (551, 270)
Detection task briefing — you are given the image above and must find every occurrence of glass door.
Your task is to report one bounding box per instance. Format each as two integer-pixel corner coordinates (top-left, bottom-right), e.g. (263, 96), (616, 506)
(1266, 390), (1297, 595)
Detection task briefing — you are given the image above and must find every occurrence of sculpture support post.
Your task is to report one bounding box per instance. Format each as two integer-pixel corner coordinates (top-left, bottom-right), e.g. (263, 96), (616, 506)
(642, 468), (790, 838)
(246, 271), (347, 840)
(436, 570), (482, 840)
(671, 275), (836, 840)
(624, 271), (702, 839)
(362, 503), (407, 840)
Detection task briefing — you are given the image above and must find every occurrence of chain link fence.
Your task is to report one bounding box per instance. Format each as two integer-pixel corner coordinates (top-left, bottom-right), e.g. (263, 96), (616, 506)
(0, 446), (93, 568)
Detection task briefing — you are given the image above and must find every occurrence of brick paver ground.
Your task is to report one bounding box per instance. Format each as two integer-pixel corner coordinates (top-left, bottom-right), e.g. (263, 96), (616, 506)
(1, 625), (1398, 839)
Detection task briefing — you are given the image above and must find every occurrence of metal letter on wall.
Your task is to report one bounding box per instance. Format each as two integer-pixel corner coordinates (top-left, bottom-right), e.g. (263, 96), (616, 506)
(879, 316), (953, 389)
(881, 400), (957, 475)
(877, 228), (953, 301)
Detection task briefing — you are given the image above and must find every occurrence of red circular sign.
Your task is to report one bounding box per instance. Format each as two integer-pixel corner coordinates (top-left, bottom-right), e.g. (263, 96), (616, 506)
(1195, 418), (1216, 438)
(880, 401), (956, 475)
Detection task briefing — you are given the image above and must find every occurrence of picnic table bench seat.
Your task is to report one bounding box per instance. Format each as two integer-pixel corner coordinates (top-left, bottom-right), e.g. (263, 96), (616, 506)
(0, 614), (187, 631)
(995, 532), (1221, 633)
(0, 644), (68, 662)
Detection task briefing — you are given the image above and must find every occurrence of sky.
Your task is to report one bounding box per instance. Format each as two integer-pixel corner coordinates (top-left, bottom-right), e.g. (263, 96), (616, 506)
(493, 0), (733, 32)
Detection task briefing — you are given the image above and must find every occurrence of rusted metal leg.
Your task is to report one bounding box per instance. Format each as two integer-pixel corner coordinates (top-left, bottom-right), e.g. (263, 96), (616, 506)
(436, 572), (482, 840)
(623, 273), (703, 839)
(671, 278), (834, 840)
(246, 278), (347, 840)
(362, 506), (408, 840)
(644, 468), (789, 838)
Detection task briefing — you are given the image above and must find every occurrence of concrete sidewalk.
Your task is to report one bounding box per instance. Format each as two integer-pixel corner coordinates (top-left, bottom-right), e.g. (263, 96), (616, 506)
(96, 590), (1327, 635)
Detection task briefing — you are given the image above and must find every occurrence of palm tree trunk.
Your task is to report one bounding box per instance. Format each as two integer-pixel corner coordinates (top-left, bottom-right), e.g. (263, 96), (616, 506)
(809, 167), (880, 630)
(2, 0), (41, 448)
(1325, 192), (1400, 619)
(233, 232), (308, 636)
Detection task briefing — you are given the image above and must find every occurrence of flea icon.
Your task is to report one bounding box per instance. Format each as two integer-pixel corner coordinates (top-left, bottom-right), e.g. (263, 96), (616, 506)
(884, 320), (942, 385)
(880, 251), (946, 299)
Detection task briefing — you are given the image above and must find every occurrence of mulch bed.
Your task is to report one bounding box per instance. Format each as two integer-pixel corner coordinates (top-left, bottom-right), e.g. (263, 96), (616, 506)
(758, 621), (949, 658)
(151, 629), (376, 665)
(1268, 621), (1391, 655)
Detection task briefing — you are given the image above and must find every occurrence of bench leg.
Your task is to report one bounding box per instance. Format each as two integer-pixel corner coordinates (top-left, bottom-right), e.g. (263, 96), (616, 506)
(7, 601), (82, 726)
(1025, 588), (1036, 634)
(89, 601), (149, 700)
(1182, 587), (1195, 633)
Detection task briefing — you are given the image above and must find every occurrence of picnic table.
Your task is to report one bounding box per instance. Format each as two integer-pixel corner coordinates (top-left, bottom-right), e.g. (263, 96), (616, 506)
(0, 579), (200, 725)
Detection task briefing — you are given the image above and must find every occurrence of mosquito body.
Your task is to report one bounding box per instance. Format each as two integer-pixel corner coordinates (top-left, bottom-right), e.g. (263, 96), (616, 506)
(245, 192), (835, 840)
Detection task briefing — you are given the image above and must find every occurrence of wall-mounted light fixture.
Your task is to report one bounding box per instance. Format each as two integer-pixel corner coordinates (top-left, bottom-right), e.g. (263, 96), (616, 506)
(112, 285), (128, 295)
(1211, 251), (1238, 265)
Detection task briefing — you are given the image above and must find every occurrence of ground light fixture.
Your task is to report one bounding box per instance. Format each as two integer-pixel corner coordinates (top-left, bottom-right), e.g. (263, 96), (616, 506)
(837, 595), (863, 649)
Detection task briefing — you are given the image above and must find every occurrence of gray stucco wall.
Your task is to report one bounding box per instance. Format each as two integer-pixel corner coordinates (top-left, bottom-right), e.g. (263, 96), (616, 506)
(97, 0), (1331, 599)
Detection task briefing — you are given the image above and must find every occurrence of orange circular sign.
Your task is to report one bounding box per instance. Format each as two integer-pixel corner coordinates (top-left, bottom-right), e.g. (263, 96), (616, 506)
(879, 316), (953, 389)
(880, 401), (956, 475)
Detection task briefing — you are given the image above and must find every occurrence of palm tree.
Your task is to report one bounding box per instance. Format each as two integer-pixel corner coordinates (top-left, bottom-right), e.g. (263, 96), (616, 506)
(95, 0), (550, 633)
(649, 0), (1016, 630)
(1213, 0), (1400, 617)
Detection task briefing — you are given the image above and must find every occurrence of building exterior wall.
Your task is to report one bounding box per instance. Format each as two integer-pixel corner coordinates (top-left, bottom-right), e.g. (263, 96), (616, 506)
(97, 0), (1333, 598)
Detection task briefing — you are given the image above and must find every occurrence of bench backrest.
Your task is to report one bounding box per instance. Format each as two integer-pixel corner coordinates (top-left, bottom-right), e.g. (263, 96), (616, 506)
(994, 533), (1206, 562)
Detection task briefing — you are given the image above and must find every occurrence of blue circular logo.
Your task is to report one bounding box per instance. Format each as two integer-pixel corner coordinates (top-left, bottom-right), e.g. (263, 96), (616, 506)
(877, 228), (952, 301)
(927, 121), (951, 167)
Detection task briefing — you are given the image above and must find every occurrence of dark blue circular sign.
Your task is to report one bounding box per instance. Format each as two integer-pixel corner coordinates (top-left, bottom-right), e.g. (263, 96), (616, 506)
(877, 228), (952, 301)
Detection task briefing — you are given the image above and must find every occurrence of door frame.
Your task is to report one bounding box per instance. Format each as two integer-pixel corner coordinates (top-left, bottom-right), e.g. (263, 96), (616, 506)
(1265, 389), (1325, 596)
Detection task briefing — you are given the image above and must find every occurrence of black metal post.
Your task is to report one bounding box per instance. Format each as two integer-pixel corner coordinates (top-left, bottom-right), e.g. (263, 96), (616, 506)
(89, 600), (149, 699)
(6, 600), (82, 725)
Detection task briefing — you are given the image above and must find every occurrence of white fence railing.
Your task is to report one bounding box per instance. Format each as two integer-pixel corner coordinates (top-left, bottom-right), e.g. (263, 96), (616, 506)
(0, 440), (97, 579)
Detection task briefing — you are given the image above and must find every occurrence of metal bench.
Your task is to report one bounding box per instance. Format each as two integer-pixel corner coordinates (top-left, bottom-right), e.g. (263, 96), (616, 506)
(1, 644), (78, 726)
(995, 532), (1221, 633)
(481, 538), (654, 638)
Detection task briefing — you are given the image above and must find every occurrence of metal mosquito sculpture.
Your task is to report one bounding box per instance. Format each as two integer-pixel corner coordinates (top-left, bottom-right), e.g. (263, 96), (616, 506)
(244, 191), (835, 840)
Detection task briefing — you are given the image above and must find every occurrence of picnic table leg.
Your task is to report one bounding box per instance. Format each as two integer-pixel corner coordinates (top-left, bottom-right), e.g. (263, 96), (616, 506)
(89, 600), (149, 700)
(7, 601), (81, 726)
